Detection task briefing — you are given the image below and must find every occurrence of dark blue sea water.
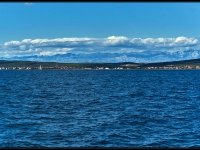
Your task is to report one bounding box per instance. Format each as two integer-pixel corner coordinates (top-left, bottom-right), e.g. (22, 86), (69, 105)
(0, 70), (200, 148)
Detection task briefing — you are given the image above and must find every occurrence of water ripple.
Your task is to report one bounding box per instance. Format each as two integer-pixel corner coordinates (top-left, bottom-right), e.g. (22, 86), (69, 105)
(0, 70), (200, 148)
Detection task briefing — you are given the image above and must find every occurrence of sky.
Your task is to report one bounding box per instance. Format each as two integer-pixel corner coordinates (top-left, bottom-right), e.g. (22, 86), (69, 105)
(0, 2), (200, 63)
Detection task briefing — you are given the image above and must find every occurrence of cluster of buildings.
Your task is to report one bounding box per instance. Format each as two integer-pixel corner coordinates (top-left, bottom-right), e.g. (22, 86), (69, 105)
(86, 67), (124, 70)
(145, 65), (200, 70)
(0, 65), (200, 70)
(0, 67), (32, 70)
(0, 66), (126, 70)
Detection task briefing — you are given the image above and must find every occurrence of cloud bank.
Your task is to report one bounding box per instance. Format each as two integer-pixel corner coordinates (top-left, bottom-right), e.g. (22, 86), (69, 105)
(1, 36), (200, 63)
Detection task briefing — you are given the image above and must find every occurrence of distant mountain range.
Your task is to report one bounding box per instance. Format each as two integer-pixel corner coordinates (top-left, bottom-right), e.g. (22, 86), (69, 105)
(1, 50), (199, 64)
(0, 58), (200, 70)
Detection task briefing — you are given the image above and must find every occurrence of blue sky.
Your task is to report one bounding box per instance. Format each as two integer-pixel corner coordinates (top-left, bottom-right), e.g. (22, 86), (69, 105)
(0, 2), (200, 62)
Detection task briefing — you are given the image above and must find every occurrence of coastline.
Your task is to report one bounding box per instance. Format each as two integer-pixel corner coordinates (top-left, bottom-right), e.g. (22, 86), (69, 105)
(0, 68), (200, 71)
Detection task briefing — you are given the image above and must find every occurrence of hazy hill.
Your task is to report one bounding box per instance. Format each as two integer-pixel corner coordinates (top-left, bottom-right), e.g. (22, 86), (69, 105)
(0, 59), (200, 69)
(140, 58), (200, 67)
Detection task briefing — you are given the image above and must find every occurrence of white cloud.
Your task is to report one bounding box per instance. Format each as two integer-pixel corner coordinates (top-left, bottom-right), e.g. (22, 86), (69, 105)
(1, 36), (200, 62)
(24, 2), (33, 6)
(130, 37), (198, 48)
(105, 36), (129, 45)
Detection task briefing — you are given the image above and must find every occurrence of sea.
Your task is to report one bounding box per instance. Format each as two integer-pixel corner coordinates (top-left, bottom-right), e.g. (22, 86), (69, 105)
(0, 70), (200, 148)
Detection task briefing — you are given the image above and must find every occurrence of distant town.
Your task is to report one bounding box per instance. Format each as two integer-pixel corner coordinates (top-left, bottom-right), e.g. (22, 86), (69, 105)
(0, 65), (200, 70)
(0, 59), (200, 70)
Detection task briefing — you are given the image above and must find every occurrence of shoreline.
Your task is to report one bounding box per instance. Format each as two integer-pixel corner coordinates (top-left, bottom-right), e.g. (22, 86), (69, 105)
(0, 69), (200, 71)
